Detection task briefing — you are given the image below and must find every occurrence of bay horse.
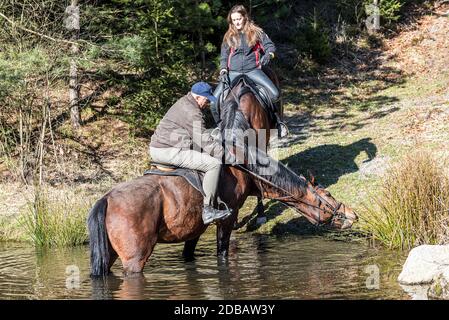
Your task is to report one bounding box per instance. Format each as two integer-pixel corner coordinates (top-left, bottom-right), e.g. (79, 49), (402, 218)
(87, 70), (358, 276)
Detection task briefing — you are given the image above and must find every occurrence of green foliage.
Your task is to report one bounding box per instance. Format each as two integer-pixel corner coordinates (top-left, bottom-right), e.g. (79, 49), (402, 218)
(379, 0), (404, 25)
(0, 0), (68, 46)
(336, 0), (416, 28)
(122, 69), (189, 133)
(0, 47), (51, 98)
(0, 217), (20, 242)
(1, 0), (422, 139)
(294, 9), (332, 64)
(172, 0), (227, 68)
(89, 1), (193, 132)
(245, 0), (293, 24)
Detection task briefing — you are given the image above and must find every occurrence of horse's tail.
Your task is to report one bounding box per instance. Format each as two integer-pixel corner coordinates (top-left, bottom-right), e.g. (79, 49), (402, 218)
(87, 197), (110, 277)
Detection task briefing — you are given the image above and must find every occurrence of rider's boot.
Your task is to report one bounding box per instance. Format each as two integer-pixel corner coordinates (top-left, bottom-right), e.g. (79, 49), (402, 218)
(259, 87), (288, 138)
(202, 205), (233, 225)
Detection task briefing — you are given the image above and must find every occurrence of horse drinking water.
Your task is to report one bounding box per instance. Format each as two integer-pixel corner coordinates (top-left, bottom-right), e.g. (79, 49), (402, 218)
(88, 71), (358, 276)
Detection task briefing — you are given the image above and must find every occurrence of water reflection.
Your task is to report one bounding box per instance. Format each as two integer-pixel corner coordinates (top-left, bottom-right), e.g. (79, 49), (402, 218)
(0, 234), (409, 299)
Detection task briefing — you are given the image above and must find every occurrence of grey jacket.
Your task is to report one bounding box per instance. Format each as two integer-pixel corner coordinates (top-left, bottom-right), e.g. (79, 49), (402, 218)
(150, 93), (223, 157)
(220, 32), (276, 73)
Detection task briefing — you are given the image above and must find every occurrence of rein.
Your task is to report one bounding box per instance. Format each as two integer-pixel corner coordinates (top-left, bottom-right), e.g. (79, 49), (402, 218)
(222, 74), (240, 105)
(234, 164), (344, 227)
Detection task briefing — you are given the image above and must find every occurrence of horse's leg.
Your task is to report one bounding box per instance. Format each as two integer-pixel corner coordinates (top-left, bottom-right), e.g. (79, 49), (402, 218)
(255, 196), (267, 225)
(106, 201), (160, 276)
(120, 237), (157, 276)
(183, 236), (200, 261)
(216, 210), (238, 259)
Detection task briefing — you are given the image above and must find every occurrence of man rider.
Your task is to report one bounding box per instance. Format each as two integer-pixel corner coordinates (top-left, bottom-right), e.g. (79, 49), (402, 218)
(149, 82), (234, 225)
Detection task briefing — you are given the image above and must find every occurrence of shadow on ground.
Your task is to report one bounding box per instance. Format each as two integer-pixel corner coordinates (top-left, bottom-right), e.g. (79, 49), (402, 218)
(283, 137), (378, 187)
(240, 138), (378, 235)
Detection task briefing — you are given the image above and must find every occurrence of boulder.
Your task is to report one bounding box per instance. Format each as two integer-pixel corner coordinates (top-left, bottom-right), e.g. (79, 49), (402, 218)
(398, 245), (449, 285)
(428, 269), (449, 299)
(399, 284), (431, 300)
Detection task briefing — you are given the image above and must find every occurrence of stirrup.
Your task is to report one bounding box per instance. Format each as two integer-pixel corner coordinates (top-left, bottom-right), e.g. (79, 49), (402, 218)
(277, 121), (289, 138)
(216, 199), (233, 214)
(274, 113), (289, 138)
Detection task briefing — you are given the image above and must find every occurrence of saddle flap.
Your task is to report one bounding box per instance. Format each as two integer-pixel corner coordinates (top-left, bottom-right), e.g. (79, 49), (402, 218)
(144, 165), (205, 197)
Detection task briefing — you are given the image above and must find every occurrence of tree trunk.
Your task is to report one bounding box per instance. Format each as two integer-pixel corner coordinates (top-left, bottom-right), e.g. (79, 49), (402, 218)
(199, 28), (206, 77)
(373, 0), (380, 31)
(67, 0), (80, 129)
(366, 0), (381, 33)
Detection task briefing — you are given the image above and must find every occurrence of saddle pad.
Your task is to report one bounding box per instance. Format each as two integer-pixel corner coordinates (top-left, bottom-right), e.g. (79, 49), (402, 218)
(143, 167), (205, 197)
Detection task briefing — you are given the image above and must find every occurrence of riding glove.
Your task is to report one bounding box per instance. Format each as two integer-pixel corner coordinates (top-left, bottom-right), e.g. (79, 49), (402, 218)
(261, 52), (274, 66)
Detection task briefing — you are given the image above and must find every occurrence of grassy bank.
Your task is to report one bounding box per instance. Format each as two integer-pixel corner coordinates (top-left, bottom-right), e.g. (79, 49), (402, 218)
(360, 150), (449, 249)
(236, 29), (449, 237)
(0, 183), (109, 246)
(240, 68), (449, 234)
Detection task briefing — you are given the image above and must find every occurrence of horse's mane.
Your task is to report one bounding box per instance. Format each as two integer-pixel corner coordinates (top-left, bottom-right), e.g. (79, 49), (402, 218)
(219, 89), (307, 196)
(219, 99), (250, 133)
(246, 149), (308, 196)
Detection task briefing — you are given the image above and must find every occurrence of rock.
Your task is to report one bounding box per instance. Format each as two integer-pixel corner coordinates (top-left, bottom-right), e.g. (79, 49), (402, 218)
(428, 269), (449, 299)
(398, 245), (449, 285)
(359, 156), (389, 177)
(399, 284), (431, 300)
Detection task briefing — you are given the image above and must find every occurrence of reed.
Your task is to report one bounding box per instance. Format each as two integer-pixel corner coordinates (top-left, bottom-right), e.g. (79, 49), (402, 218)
(19, 187), (89, 247)
(360, 150), (449, 249)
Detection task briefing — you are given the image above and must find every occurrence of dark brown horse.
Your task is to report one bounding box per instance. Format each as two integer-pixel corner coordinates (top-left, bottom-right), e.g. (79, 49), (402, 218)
(88, 71), (358, 276)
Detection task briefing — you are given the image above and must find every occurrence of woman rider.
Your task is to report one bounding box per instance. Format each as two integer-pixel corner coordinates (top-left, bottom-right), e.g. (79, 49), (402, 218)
(211, 4), (280, 126)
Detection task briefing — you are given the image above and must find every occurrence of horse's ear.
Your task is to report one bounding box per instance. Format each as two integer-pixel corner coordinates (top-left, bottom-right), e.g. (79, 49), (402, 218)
(307, 169), (315, 185)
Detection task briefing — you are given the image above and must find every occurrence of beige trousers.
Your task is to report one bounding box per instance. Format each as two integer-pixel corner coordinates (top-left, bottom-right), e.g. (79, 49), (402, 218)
(149, 147), (222, 206)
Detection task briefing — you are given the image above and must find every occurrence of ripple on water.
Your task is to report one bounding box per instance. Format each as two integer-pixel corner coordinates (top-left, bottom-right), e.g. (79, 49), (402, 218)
(0, 234), (409, 299)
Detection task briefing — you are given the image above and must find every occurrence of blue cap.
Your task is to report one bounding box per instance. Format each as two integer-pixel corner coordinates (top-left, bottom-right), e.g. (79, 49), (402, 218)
(191, 82), (217, 103)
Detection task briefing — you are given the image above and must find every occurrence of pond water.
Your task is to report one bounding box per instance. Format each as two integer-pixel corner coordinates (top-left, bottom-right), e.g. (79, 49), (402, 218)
(0, 233), (410, 299)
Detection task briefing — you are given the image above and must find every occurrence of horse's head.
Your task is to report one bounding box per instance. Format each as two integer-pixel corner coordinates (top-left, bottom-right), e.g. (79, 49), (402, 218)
(288, 174), (358, 230)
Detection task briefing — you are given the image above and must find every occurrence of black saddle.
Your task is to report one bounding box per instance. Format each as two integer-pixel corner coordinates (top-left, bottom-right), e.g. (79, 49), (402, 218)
(218, 74), (278, 124)
(144, 162), (205, 197)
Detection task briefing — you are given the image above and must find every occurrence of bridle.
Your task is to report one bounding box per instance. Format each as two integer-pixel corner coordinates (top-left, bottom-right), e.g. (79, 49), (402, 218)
(235, 164), (345, 227)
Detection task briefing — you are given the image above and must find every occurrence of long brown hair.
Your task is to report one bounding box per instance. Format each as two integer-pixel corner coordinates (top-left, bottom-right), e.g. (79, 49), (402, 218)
(223, 5), (263, 48)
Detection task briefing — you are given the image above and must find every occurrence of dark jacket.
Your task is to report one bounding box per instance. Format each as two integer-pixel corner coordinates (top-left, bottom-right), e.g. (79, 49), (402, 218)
(220, 32), (276, 73)
(150, 93), (222, 156)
